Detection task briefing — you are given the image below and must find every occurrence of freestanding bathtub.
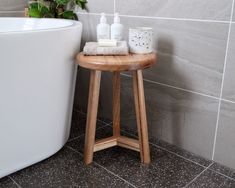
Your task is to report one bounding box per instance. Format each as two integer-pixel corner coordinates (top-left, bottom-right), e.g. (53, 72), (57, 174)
(0, 18), (82, 178)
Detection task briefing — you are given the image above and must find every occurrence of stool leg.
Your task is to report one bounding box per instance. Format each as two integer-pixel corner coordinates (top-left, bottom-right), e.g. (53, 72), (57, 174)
(133, 70), (150, 164)
(84, 70), (101, 164)
(113, 72), (121, 137)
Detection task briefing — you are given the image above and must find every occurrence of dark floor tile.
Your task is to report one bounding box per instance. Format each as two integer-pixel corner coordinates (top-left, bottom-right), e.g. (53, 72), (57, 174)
(10, 147), (132, 188)
(0, 177), (18, 188)
(69, 111), (109, 140)
(67, 126), (113, 153)
(71, 110), (87, 123)
(149, 137), (212, 167)
(69, 111), (87, 140)
(73, 109), (112, 125)
(209, 162), (235, 180)
(68, 127), (205, 188)
(69, 118), (87, 140)
(97, 116), (112, 125)
(120, 126), (212, 167)
(187, 169), (235, 188)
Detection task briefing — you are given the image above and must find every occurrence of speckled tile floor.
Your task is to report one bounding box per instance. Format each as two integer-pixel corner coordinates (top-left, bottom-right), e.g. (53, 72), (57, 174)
(1, 110), (235, 188)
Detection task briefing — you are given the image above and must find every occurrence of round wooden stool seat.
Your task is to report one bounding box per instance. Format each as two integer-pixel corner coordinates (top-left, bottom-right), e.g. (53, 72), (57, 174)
(76, 52), (157, 165)
(76, 52), (157, 71)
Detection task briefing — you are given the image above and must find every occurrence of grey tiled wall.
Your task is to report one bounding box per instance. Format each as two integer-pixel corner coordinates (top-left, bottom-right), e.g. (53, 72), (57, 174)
(223, 24), (235, 101)
(0, 0), (27, 17)
(75, 0), (235, 170)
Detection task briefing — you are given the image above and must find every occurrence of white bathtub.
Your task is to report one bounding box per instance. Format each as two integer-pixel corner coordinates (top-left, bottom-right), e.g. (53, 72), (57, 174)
(0, 18), (82, 178)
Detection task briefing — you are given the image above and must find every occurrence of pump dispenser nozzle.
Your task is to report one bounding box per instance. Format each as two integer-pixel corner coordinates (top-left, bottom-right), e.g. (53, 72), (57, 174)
(114, 13), (120, 23)
(100, 13), (107, 23)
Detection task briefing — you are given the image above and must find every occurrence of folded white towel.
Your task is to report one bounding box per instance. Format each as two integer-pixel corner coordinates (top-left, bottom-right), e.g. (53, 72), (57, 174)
(98, 39), (117, 47)
(83, 41), (129, 56)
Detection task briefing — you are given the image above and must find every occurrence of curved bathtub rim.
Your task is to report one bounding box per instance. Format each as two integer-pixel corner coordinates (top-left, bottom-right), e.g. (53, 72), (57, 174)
(0, 17), (82, 35)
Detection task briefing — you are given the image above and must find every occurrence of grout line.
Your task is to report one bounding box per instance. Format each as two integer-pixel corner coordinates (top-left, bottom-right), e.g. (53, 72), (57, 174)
(67, 123), (112, 143)
(73, 108), (86, 115)
(97, 119), (112, 125)
(221, 98), (235, 104)
(117, 125), (210, 168)
(77, 12), (114, 16)
(94, 162), (137, 188)
(119, 14), (230, 24)
(68, 136), (80, 142)
(76, 11), (230, 23)
(208, 168), (235, 182)
(183, 163), (214, 188)
(212, 0), (235, 160)
(66, 146), (137, 188)
(149, 143), (207, 168)
(114, 0), (116, 13)
(121, 73), (220, 100)
(73, 108), (112, 125)
(8, 176), (22, 188)
(66, 146), (83, 157)
(121, 73), (235, 104)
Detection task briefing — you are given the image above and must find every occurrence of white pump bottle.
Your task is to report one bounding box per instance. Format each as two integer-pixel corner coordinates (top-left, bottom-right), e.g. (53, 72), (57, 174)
(111, 13), (124, 41)
(97, 13), (110, 40)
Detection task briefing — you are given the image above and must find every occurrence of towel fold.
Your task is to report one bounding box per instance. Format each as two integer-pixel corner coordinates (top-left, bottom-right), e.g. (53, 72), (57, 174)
(83, 41), (129, 56)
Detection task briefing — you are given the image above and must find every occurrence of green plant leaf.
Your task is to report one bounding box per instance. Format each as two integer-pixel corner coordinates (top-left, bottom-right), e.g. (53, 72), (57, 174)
(29, 2), (39, 9)
(75, 0), (87, 9)
(40, 6), (50, 15)
(27, 0), (86, 20)
(62, 10), (77, 19)
(55, 0), (70, 6)
(28, 7), (41, 18)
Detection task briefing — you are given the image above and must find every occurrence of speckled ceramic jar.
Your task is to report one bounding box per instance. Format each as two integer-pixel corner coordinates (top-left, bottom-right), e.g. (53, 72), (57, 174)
(129, 27), (153, 54)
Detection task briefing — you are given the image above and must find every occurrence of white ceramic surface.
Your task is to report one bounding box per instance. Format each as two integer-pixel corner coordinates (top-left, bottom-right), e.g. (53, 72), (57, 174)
(129, 27), (153, 54)
(0, 18), (82, 178)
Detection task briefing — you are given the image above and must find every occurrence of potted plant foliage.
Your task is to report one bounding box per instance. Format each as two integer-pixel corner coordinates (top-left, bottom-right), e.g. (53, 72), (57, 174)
(28, 0), (87, 20)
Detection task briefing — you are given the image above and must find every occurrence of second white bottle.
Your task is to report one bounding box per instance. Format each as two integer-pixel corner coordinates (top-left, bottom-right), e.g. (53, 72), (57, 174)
(111, 13), (124, 41)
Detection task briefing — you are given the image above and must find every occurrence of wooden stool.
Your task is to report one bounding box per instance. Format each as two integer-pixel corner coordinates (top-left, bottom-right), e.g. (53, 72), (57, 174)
(76, 52), (157, 165)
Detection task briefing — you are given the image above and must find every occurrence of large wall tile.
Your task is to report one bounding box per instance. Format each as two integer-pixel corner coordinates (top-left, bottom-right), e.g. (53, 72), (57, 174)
(76, 0), (114, 14)
(116, 0), (232, 21)
(214, 101), (235, 169)
(97, 75), (219, 159)
(77, 14), (228, 97)
(0, 11), (24, 17)
(233, 4), (235, 21)
(222, 23), (235, 101)
(0, 0), (28, 11)
(121, 17), (228, 97)
(74, 68), (89, 110)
